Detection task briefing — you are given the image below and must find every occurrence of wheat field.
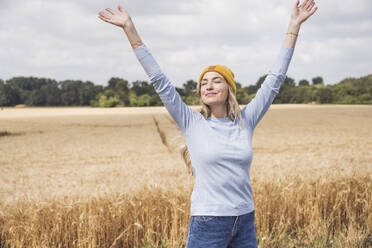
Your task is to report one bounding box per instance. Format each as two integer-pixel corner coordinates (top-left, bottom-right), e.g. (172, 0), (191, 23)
(0, 105), (371, 247)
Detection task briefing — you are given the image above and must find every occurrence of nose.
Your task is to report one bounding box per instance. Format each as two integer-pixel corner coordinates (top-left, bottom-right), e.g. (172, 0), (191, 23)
(206, 81), (214, 90)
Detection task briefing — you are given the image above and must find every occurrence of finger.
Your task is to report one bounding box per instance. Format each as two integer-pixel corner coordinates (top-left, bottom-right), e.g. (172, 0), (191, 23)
(98, 11), (108, 17)
(302, 0), (312, 9)
(307, 1), (315, 11)
(293, 0), (300, 10)
(306, 0), (314, 9)
(298, 0), (304, 8)
(99, 11), (111, 19)
(98, 15), (112, 24)
(105, 8), (117, 15)
(309, 6), (318, 16)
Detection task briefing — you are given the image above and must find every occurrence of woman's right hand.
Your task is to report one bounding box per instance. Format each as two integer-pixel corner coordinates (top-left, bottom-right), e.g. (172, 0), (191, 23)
(98, 5), (133, 29)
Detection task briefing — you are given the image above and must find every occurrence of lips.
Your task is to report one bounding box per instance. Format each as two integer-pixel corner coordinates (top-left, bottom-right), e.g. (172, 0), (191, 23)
(205, 92), (217, 97)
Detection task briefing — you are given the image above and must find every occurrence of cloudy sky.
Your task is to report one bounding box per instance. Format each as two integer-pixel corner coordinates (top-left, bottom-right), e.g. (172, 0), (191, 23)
(1, 0), (371, 87)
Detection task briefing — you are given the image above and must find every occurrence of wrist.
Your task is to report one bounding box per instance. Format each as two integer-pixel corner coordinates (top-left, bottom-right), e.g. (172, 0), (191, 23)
(287, 22), (301, 34)
(122, 18), (134, 30)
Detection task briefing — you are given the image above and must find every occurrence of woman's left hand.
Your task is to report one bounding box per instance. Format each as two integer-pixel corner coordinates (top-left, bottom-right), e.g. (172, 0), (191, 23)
(290, 0), (318, 26)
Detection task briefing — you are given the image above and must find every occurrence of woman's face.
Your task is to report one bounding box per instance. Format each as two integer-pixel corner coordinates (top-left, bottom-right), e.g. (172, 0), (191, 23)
(200, 71), (229, 107)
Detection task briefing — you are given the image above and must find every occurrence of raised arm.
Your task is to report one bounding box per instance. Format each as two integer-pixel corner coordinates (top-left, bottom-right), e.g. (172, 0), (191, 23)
(98, 6), (200, 134)
(283, 0), (318, 49)
(98, 5), (143, 49)
(241, 0), (318, 129)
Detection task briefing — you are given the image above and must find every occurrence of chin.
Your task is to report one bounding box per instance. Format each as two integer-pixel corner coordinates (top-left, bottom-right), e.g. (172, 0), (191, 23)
(202, 98), (212, 105)
(203, 100), (222, 106)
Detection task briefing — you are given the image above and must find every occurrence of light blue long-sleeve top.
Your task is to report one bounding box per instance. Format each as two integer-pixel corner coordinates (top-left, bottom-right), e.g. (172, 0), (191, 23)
(134, 44), (294, 216)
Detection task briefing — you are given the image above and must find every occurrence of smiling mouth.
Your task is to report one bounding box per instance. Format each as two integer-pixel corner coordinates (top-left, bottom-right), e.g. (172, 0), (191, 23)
(206, 93), (217, 97)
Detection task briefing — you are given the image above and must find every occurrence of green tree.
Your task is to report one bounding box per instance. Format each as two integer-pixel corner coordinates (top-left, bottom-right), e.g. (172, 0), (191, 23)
(107, 77), (120, 90)
(290, 86), (313, 103)
(91, 88), (120, 107)
(359, 93), (372, 103)
(183, 80), (197, 95)
(246, 85), (258, 95)
(274, 86), (294, 103)
(315, 86), (333, 103)
(137, 94), (151, 106)
(175, 87), (186, 97)
(107, 77), (130, 106)
(332, 81), (356, 103)
(312, 76), (324, 85)
(6, 77), (56, 104)
(298, 79), (310, 86)
(131, 80), (155, 96)
(117, 79), (130, 106)
(184, 95), (200, 105)
(6, 76), (50, 91)
(0, 80), (20, 106)
(98, 95), (120, 107)
(25, 90), (46, 106)
(234, 82), (250, 104)
(128, 91), (139, 106)
(60, 80), (83, 106)
(273, 76), (296, 103)
(78, 81), (102, 106)
(244, 75), (268, 96)
(41, 82), (61, 106)
(283, 76), (296, 87)
(150, 94), (163, 106)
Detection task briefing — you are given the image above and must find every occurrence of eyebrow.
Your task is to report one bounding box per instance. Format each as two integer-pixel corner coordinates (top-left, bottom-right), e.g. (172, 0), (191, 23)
(202, 76), (223, 81)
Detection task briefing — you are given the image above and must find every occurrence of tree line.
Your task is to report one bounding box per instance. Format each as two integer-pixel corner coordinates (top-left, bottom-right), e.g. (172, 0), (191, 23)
(1, 74), (371, 107)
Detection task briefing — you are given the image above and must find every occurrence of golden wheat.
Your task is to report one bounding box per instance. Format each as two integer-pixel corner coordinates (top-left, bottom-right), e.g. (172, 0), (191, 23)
(0, 105), (371, 247)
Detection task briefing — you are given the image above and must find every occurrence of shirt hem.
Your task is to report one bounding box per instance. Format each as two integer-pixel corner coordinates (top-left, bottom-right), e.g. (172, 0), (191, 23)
(190, 205), (255, 216)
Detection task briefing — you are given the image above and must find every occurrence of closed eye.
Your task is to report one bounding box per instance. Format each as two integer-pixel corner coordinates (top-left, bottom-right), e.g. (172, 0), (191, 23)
(202, 80), (220, 85)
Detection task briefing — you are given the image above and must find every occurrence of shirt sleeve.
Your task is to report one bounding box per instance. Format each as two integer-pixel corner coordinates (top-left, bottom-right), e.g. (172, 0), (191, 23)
(133, 44), (200, 134)
(241, 46), (294, 129)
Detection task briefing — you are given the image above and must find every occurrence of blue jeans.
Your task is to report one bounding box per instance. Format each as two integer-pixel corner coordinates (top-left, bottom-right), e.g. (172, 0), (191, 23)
(186, 210), (258, 248)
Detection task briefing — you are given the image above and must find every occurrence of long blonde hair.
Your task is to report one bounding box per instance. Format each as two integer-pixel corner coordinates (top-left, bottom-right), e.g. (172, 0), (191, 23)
(180, 81), (243, 176)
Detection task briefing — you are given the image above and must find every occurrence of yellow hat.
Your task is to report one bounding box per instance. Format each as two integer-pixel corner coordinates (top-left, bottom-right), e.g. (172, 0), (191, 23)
(198, 65), (236, 95)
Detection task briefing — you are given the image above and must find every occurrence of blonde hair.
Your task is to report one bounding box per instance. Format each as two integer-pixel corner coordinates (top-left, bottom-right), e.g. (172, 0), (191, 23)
(180, 80), (244, 176)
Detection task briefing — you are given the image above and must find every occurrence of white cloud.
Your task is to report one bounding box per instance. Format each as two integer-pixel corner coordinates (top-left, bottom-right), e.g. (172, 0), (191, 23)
(1, 0), (371, 87)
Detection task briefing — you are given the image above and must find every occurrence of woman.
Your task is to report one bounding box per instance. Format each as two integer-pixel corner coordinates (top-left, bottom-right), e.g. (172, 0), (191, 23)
(98, 1), (317, 247)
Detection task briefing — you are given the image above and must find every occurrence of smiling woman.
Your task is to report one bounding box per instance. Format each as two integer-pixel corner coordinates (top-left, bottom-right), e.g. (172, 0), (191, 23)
(98, 1), (318, 247)
(198, 65), (238, 119)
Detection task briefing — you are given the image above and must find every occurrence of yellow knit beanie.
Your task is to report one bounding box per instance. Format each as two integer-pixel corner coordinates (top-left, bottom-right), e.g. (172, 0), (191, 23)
(198, 65), (236, 95)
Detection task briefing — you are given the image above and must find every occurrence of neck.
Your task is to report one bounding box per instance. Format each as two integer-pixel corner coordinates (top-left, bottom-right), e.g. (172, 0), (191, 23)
(210, 103), (227, 118)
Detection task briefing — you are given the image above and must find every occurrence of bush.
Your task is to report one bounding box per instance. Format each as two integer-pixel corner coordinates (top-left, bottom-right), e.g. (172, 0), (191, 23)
(185, 95), (200, 105)
(129, 93), (152, 107)
(137, 94), (151, 106)
(316, 87), (333, 104)
(91, 94), (120, 107)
